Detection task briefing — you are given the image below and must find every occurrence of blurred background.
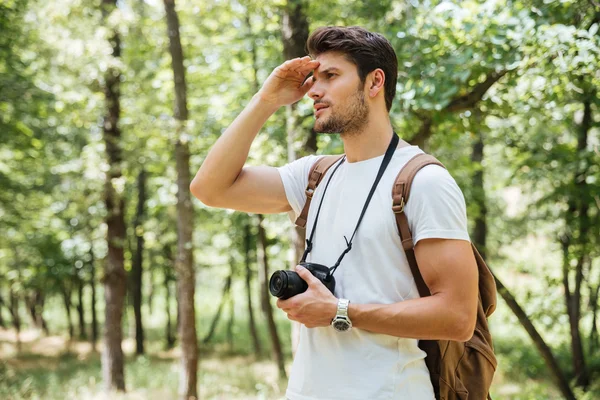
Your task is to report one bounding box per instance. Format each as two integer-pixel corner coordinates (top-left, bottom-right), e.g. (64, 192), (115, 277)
(1, 0), (599, 399)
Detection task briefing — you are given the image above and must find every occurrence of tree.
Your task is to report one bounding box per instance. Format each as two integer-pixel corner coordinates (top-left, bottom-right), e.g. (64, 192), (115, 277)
(257, 214), (287, 380)
(100, 0), (127, 392)
(202, 271), (232, 344)
(281, 0), (312, 356)
(244, 220), (262, 357)
(163, 0), (198, 398)
(470, 118), (576, 400)
(131, 169), (147, 355)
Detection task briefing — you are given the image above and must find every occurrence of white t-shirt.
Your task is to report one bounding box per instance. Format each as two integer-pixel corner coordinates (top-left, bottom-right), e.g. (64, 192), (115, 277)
(277, 145), (470, 400)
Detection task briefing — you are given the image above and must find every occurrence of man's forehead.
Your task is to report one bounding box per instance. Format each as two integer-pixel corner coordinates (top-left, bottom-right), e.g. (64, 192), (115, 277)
(313, 52), (354, 71)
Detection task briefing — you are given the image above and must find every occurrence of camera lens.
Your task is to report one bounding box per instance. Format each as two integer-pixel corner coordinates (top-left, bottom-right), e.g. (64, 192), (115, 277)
(269, 271), (288, 298)
(269, 269), (309, 299)
(272, 275), (284, 292)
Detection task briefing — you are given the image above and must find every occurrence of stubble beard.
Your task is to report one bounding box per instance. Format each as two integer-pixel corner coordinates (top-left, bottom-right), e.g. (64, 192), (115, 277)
(313, 89), (369, 137)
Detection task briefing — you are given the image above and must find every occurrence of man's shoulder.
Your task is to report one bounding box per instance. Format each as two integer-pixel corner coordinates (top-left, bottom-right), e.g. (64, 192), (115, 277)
(279, 154), (321, 176)
(392, 150), (461, 197)
(407, 159), (465, 209)
(392, 147), (447, 179)
(412, 163), (451, 185)
(292, 154), (342, 179)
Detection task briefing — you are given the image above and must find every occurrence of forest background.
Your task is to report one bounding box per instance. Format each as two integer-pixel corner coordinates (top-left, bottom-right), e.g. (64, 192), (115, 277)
(1, 0), (599, 399)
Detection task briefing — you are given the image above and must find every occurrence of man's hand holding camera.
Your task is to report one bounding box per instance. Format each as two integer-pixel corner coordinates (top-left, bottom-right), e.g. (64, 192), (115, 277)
(276, 265), (338, 329)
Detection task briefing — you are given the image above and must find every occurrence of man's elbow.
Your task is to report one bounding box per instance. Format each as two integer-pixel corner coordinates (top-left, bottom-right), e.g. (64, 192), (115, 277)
(453, 312), (477, 342)
(190, 177), (217, 206)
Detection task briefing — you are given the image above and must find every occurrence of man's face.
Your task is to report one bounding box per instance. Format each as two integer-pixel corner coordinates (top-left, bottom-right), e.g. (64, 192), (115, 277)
(308, 52), (369, 135)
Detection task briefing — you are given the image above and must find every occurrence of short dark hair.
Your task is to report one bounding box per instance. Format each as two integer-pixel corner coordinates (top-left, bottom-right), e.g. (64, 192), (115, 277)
(306, 26), (398, 112)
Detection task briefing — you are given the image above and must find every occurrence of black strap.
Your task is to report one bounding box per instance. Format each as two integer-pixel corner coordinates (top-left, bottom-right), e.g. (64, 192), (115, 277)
(302, 132), (400, 277)
(300, 156), (346, 262)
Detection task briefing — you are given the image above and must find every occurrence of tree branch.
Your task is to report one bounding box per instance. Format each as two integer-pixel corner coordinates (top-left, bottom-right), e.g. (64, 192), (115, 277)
(446, 69), (509, 112)
(410, 117), (433, 149)
(409, 69), (509, 146)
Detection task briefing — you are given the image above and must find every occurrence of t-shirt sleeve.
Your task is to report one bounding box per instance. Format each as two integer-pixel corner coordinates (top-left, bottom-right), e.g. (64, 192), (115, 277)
(403, 165), (470, 245)
(277, 155), (320, 220)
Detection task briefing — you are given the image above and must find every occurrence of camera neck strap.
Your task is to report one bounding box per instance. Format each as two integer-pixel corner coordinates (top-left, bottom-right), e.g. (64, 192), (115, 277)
(301, 132), (400, 277)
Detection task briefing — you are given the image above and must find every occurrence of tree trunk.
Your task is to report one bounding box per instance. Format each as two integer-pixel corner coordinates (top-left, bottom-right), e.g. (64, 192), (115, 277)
(244, 222), (262, 357)
(89, 243), (99, 350)
(589, 277), (600, 353)
(39, 295), (49, 336)
(572, 97), (592, 388)
(130, 0), (147, 354)
(164, 244), (176, 349)
(469, 128), (576, 400)
(26, 290), (49, 335)
(26, 293), (37, 327)
(131, 169), (146, 355)
(495, 276), (576, 400)
(281, 0), (312, 358)
(100, 0), (127, 392)
(148, 263), (155, 315)
(9, 289), (21, 350)
(165, 270), (176, 349)
(227, 270), (235, 351)
(0, 292), (5, 328)
(61, 284), (75, 340)
(471, 132), (487, 258)
(163, 1), (198, 398)
(257, 214), (287, 380)
(202, 274), (232, 344)
(570, 254), (588, 388)
(76, 277), (86, 339)
(560, 96), (592, 389)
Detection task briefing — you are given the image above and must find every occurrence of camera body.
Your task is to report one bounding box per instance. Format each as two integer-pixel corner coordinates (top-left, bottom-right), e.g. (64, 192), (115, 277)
(269, 262), (335, 300)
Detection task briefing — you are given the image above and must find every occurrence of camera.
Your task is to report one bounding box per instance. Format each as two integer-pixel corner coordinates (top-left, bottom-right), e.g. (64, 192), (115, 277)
(269, 262), (335, 300)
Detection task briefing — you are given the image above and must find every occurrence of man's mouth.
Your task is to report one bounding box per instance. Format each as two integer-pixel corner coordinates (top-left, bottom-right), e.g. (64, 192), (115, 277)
(314, 103), (329, 118)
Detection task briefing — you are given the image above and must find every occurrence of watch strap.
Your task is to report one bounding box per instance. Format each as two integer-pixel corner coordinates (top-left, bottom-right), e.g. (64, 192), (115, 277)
(336, 298), (350, 318)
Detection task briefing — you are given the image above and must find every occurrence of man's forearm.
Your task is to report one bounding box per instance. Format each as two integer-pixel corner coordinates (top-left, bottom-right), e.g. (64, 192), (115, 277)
(191, 94), (278, 197)
(349, 294), (474, 342)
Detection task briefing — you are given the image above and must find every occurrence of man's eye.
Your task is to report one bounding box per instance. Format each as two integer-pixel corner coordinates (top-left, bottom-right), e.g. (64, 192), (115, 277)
(326, 73), (335, 79)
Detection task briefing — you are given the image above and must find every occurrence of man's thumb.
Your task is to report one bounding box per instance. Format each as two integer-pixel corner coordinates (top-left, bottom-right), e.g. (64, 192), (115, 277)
(296, 264), (318, 286)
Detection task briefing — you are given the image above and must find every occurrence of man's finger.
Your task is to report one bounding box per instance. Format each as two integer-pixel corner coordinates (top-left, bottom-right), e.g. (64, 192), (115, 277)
(296, 264), (321, 286)
(278, 57), (306, 72)
(300, 77), (314, 94)
(277, 297), (295, 311)
(297, 60), (319, 71)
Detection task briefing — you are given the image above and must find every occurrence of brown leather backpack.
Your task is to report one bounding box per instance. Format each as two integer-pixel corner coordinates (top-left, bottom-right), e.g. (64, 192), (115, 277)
(295, 153), (498, 400)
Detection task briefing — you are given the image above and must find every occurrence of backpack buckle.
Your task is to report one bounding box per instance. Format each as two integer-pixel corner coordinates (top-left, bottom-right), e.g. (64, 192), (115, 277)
(306, 187), (315, 199)
(392, 198), (405, 214)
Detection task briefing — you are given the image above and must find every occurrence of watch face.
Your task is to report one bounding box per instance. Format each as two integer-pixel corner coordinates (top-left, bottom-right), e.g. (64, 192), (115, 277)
(333, 319), (351, 332)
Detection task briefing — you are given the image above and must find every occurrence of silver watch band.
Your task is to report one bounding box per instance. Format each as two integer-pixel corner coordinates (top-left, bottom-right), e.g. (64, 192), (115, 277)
(337, 298), (350, 318)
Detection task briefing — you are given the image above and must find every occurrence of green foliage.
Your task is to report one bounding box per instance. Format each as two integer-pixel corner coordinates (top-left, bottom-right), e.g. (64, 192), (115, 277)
(2, 0), (600, 398)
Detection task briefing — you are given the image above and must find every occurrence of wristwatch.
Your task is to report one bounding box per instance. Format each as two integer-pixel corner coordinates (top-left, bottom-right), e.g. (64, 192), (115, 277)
(331, 298), (352, 332)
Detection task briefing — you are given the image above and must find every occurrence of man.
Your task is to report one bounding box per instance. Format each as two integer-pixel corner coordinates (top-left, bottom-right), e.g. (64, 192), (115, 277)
(191, 26), (478, 400)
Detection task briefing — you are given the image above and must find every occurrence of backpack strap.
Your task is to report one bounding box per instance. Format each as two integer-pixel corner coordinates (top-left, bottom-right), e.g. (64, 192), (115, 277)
(295, 155), (344, 228)
(392, 154), (446, 399)
(392, 153), (445, 297)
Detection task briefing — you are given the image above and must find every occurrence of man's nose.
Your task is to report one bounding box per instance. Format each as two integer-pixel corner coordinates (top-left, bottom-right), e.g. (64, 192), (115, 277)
(308, 81), (324, 100)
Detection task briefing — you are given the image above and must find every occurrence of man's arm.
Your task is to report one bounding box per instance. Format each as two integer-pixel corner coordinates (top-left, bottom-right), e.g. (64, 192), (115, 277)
(190, 56), (319, 213)
(277, 238), (479, 342)
(348, 238), (478, 341)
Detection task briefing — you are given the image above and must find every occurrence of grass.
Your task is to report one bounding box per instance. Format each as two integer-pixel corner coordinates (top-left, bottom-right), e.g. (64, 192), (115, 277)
(0, 329), (287, 400)
(0, 327), (574, 400)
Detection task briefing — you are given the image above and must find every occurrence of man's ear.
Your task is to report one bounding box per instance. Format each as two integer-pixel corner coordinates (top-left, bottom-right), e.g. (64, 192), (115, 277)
(368, 69), (385, 98)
